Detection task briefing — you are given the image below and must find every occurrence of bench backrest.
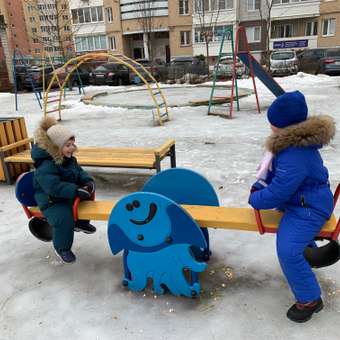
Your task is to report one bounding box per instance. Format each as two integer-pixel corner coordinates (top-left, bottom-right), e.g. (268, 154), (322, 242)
(15, 171), (37, 207)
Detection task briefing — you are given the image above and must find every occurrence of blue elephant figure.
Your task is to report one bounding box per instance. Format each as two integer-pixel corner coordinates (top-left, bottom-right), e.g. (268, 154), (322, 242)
(108, 192), (207, 297)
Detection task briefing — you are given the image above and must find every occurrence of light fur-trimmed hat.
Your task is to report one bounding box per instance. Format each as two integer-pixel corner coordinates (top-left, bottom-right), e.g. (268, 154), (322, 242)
(40, 116), (75, 149)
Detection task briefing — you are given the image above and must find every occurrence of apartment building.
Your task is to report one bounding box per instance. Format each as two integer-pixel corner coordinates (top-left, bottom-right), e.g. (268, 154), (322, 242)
(270, 0), (320, 50)
(192, 0), (236, 63)
(0, 16), (11, 90)
(239, 0), (268, 61)
(0, 0), (32, 86)
(69, 0), (107, 55)
(318, 0), (340, 47)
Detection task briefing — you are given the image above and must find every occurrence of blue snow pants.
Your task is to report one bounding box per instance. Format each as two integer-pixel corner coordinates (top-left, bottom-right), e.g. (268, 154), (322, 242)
(276, 207), (327, 303)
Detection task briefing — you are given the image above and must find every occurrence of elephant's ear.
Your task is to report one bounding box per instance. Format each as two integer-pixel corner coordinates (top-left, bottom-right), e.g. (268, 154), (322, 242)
(167, 204), (207, 249)
(107, 224), (129, 255)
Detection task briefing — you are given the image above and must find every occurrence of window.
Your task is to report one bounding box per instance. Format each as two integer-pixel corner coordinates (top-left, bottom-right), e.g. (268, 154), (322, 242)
(195, 0), (233, 12)
(106, 7), (113, 22)
(33, 38), (39, 43)
(194, 29), (205, 43)
(179, 0), (189, 15)
(72, 7), (104, 24)
(246, 26), (261, 42)
(273, 0), (311, 3)
(75, 35), (107, 52)
(180, 31), (191, 45)
(305, 21), (317, 36)
(247, 0), (260, 11)
(108, 36), (116, 50)
(272, 24), (293, 38)
(214, 25), (233, 41)
(323, 18), (336, 36)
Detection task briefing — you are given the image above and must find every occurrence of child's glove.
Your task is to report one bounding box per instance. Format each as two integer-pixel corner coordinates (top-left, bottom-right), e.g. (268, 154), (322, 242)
(84, 181), (95, 195)
(77, 187), (91, 200)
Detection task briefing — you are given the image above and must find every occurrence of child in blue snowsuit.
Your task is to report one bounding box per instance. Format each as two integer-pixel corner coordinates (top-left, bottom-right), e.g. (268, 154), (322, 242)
(32, 117), (96, 264)
(249, 91), (336, 323)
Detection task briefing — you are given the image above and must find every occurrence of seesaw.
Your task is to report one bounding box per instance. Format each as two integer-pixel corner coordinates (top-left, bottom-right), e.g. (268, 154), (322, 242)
(16, 168), (340, 298)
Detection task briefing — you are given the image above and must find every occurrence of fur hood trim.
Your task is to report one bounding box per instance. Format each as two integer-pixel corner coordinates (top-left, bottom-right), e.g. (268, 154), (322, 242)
(266, 115), (336, 155)
(34, 117), (63, 164)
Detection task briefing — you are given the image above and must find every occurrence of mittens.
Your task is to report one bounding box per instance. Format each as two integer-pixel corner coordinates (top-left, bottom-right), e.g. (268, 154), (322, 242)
(84, 181), (95, 195)
(77, 187), (91, 200)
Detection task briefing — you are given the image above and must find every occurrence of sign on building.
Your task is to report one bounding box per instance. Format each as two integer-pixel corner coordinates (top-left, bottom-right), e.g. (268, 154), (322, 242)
(273, 39), (308, 49)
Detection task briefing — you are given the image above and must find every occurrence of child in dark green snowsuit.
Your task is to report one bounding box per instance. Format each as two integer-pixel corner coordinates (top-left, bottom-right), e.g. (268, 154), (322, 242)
(31, 116), (96, 263)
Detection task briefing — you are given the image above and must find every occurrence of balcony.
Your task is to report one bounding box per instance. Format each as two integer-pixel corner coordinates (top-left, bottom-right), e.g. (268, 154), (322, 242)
(271, 0), (320, 21)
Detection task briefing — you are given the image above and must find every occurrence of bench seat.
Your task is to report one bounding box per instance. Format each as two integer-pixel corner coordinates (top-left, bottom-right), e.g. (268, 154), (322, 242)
(46, 200), (337, 238)
(1, 139), (176, 184)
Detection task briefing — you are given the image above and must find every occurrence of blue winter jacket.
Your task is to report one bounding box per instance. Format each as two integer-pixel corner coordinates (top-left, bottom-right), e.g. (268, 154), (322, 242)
(249, 116), (335, 219)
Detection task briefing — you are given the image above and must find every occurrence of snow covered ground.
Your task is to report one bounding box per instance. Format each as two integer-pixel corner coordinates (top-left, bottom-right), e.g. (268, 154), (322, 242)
(1, 73), (340, 340)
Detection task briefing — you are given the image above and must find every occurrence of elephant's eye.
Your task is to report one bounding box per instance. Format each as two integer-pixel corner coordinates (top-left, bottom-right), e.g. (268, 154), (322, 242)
(126, 203), (133, 211)
(132, 200), (140, 208)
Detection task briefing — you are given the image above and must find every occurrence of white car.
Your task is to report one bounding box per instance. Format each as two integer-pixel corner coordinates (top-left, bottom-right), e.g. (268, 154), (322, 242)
(270, 50), (299, 76)
(213, 55), (248, 79)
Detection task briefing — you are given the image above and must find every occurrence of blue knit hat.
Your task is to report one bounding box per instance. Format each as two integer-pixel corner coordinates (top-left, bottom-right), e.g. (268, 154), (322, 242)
(267, 91), (308, 128)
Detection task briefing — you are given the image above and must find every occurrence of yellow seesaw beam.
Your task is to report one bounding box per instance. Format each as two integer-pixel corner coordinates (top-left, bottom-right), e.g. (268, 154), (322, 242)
(76, 200), (337, 235)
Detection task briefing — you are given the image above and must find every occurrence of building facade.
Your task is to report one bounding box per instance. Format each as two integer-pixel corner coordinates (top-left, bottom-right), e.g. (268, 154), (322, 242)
(318, 0), (340, 48)
(22, 0), (74, 60)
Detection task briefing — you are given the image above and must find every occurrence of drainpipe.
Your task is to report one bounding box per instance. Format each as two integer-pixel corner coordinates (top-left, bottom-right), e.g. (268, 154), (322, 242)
(143, 32), (150, 60)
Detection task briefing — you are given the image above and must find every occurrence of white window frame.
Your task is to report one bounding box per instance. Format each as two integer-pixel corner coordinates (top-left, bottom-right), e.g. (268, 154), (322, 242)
(322, 18), (336, 37)
(106, 7), (113, 23)
(273, 24), (293, 38)
(273, 0), (313, 4)
(195, 0), (233, 12)
(180, 31), (191, 46)
(246, 26), (261, 43)
(305, 21), (318, 36)
(72, 6), (104, 25)
(75, 35), (107, 52)
(179, 0), (189, 15)
(108, 36), (116, 50)
(247, 0), (260, 11)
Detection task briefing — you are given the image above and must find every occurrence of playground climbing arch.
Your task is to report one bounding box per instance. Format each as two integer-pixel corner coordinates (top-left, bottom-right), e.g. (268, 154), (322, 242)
(44, 52), (170, 126)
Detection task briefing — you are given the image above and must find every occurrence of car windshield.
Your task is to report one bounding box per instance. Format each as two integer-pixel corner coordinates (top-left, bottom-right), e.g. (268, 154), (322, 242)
(326, 49), (340, 57)
(94, 66), (109, 72)
(271, 52), (295, 60)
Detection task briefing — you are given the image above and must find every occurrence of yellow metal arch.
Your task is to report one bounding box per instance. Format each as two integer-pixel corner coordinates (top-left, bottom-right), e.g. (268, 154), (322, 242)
(44, 52), (170, 125)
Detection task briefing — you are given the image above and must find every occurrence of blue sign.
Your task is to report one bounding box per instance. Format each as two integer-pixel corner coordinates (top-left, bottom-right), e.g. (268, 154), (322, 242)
(273, 39), (308, 49)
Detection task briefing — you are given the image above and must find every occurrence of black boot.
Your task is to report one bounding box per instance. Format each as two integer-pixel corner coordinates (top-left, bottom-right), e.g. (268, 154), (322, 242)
(74, 220), (96, 234)
(287, 298), (323, 323)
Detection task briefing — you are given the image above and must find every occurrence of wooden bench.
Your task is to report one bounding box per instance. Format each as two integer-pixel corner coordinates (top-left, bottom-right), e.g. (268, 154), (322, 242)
(1, 139), (176, 184)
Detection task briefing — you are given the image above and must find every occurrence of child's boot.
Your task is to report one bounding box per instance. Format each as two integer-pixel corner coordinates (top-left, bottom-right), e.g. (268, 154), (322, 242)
(287, 298), (323, 323)
(74, 220), (96, 234)
(55, 249), (76, 264)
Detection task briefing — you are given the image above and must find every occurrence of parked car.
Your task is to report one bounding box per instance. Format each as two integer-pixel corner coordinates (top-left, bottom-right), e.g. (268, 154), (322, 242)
(168, 56), (207, 79)
(23, 65), (58, 90)
(270, 50), (299, 76)
(297, 48), (327, 74)
(298, 48), (340, 75)
(213, 55), (248, 79)
(319, 48), (340, 75)
(135, 58), (167, 80)
(89, 63), (130, 86)
(52, 64), (92, 87)
(14, 65), (31, 91)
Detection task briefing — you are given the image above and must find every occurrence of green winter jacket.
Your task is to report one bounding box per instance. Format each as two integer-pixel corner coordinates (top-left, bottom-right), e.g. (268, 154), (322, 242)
(31, 144), (92, 211)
